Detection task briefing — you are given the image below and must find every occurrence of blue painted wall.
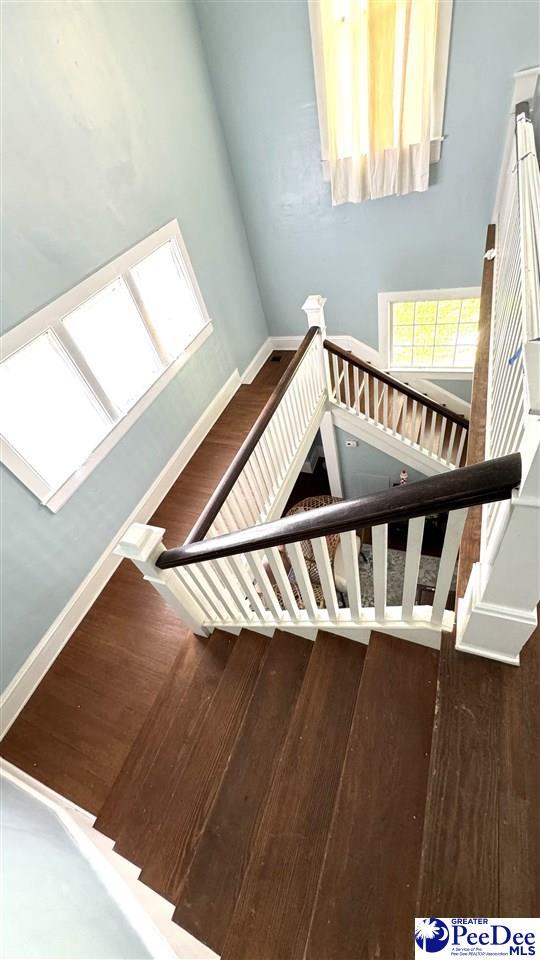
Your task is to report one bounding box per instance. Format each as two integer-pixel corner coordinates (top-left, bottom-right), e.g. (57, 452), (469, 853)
(196, 0), (538, 346)
(1, 0), (268, 688)
(431, 380), (472, 402)
(336, 429), (425, 500)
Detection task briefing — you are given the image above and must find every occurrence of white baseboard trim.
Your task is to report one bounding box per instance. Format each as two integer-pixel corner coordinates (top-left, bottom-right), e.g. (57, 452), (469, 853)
(268, 333), (381, 367)
(0, 370), (241, 739)
(269, 335), (303, 350)
(241, 338), (273, 384)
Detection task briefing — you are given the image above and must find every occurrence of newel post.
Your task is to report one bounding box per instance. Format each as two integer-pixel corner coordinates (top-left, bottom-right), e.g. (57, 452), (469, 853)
(302, 294), (327, 338)
(115, 523), (209, 637)
(302, 294), (331, 398)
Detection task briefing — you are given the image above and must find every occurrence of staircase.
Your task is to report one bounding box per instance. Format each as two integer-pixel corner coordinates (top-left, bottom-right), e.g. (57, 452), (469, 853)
(94, 627), (438, 959)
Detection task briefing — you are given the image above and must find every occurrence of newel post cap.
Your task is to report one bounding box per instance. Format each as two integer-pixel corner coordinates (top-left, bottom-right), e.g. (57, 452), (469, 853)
(302, 295), (328, 336)
(114, 523), (166, 561)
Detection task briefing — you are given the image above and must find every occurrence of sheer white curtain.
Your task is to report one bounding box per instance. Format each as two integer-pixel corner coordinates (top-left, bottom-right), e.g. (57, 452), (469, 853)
(309, 0), (446, 205)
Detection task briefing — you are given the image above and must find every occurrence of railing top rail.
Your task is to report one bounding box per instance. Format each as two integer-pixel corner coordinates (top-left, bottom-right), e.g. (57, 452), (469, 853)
(323, 338), (470, 427)
(184, 326), (320, 545)
(157, 452), (520, 569)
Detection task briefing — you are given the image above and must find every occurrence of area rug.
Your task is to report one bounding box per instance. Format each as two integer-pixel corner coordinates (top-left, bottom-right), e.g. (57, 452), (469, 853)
(357, 544), (457, 607)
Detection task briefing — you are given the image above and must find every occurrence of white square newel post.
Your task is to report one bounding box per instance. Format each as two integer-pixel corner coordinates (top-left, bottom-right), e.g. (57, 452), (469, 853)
(115, 523), (209, 637)
(302, 294), (327, 338)
(301, 294), (343, 498)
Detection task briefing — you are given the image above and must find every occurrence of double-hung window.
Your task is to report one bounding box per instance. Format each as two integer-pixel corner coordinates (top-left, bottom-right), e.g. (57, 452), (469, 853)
(378, 288), (481, 377)
(0, 221), (213, 511)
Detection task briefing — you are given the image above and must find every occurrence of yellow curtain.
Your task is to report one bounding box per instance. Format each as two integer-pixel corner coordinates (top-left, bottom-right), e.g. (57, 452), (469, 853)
(309, 0), (439, 204)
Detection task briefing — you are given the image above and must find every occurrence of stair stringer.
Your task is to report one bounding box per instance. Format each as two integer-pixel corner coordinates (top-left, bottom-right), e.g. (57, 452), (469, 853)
(330, 403), (452, 476)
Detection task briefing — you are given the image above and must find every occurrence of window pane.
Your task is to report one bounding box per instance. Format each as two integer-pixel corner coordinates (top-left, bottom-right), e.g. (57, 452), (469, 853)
(393, 302), (414, 325)
(437, 300), (461, 324)
(460, 299), (480, 322)
(390, 295), (480, 371)
(393, 325), (414, 345)
(415, 301), (437, 324)
(413, 346), (434, 366)
(63, 279), (163, 415)
(455, 345), (476, 367)
(130, 242), (205, 361)
(414, 325), (435, 346)
(433, 346), (455, 367)
(392, 346), (413, 366)
(434, 323), (458, 346)
(0, 333), (111, 489)
(457, 323), (478, 345)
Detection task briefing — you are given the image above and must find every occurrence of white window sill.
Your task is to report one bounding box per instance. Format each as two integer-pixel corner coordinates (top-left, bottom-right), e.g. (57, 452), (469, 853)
(41, 321), (214, 513)
(389, 367), (473, 381)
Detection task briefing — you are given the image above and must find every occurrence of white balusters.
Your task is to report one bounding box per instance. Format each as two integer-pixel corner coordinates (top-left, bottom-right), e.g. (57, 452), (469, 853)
(455, 426), (467, 467)
(401, 517), (425, 620)
(332, 353), (341, 404)
(431, 508), (467, 625)
(339, 530), (362, 619)
(286, 541), (320, 619)
(344, 359), (352, 409)
(311, 536), (339, 620)
(419, 405), (428, 450)
(266, 547), (300, 620)
(372, 524), (388, 620)
(353, 365), (360, 415)
(245, 551), (284, 621)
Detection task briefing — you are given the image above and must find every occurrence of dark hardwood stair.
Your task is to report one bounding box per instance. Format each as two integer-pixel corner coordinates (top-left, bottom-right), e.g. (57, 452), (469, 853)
(90, 627), (443, 960)
(94, 629), (234, 859)
(305, 631), (438, 960)
(140, 629), (269, 901)
(173, 630), (312, 951)
(221, 631), (366, 960)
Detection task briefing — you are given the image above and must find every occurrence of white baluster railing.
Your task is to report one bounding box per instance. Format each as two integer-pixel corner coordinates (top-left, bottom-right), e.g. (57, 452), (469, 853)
(118, 455), (521, 650)
(484, 101), (540, 545)
(190, 328), (327, 544)
(326, 343), (469, 469)
(457, 93), (540, 665)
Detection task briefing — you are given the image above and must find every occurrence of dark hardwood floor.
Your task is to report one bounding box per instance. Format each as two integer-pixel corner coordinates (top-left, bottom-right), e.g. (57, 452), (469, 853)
(1, 353), (294, 813)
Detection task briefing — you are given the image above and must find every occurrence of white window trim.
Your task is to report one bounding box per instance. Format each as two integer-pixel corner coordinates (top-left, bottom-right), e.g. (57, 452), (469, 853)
(429, 0), (453, 163)
(0, 220), (214, 512)
(377, 286), (481, 381)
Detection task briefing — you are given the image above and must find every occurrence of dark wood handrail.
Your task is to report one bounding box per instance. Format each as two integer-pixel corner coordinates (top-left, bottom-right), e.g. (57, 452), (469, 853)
(157, 453), (520, 568)
(184, 327), (320, 545)
(324, 339), (470, 428)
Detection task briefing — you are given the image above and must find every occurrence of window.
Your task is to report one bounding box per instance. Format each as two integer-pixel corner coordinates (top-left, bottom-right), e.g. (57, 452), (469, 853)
(309, 0), (453, 204)
(378, 288), (481, 376)
(0, 221), (213, 511)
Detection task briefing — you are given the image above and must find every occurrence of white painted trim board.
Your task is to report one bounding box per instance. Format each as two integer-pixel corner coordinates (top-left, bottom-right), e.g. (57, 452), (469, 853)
(0, 370), (241, 738)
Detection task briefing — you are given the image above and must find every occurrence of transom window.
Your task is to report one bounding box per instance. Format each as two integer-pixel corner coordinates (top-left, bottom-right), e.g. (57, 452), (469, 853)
(0, 221), (213, 511)
(378, 288), (481, 375)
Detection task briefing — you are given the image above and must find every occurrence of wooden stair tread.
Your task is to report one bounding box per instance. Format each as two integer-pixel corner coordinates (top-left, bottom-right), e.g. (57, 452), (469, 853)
(173, 630), (312, 952)
(221, 632), (366, 960)
(305, 631), (438, 960)
(96, 630), (233, 862)
(141, 629), (268, 902)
